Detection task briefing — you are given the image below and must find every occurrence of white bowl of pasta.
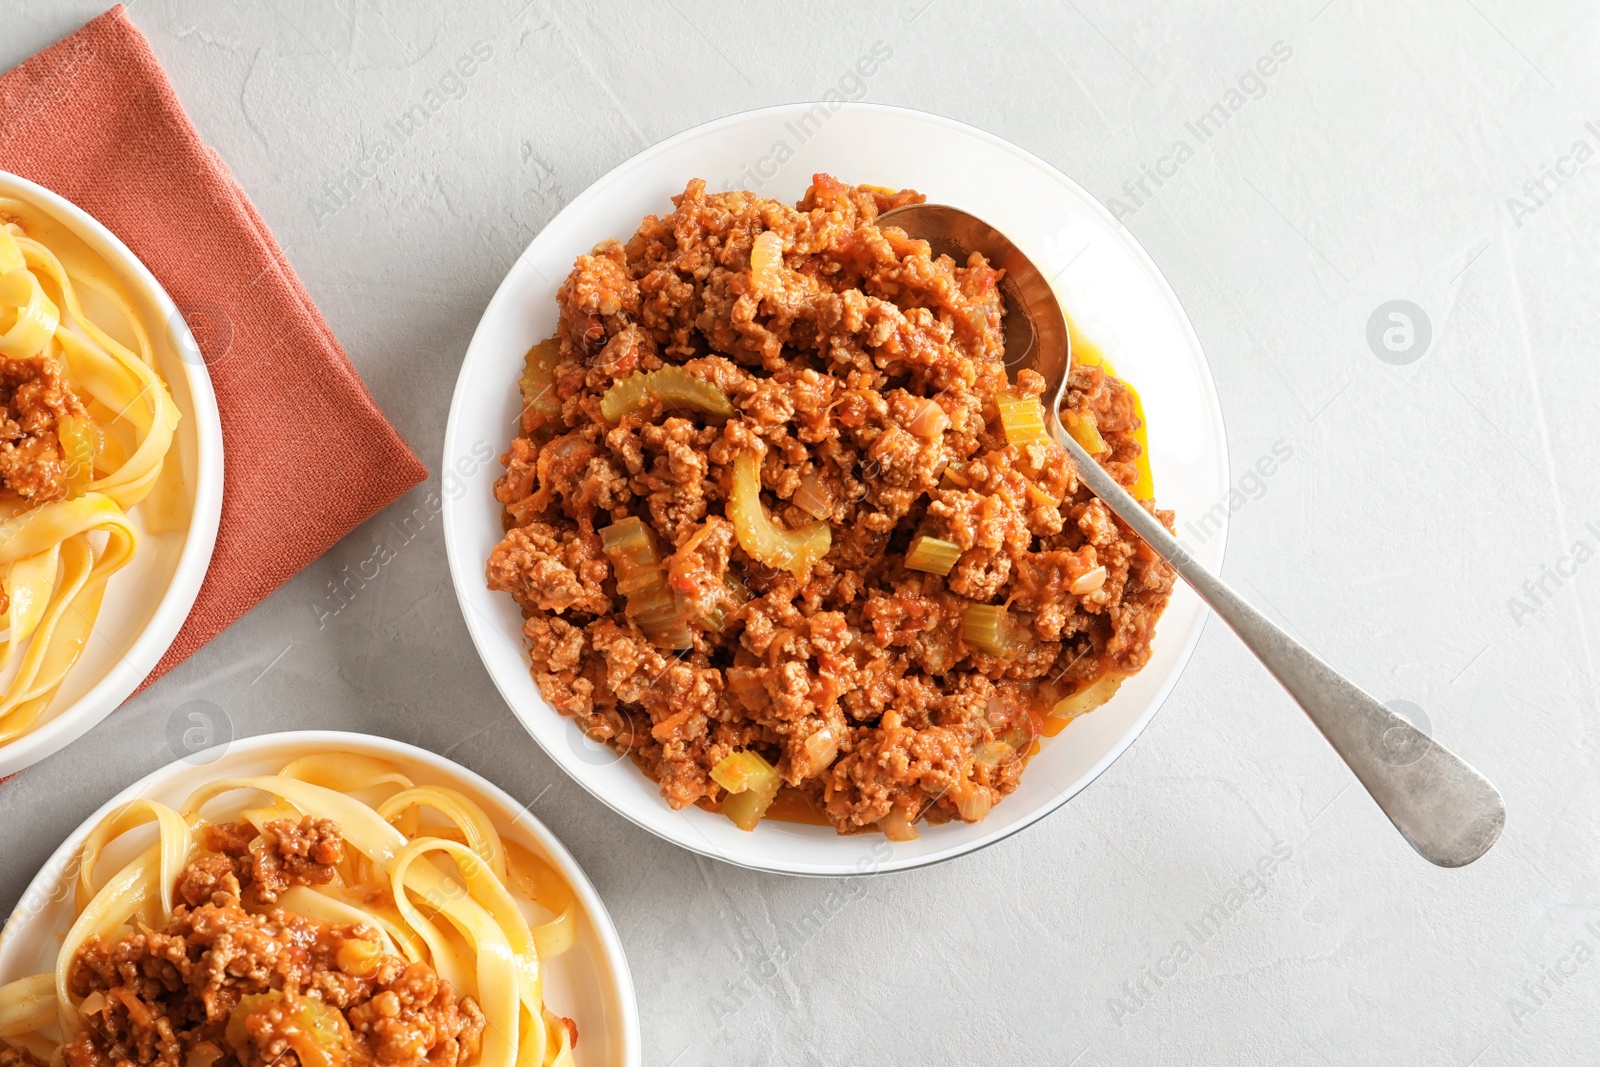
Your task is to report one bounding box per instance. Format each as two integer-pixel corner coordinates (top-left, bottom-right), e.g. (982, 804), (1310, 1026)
(0, 172), (223, 777)
(0, 730), (640, 1067)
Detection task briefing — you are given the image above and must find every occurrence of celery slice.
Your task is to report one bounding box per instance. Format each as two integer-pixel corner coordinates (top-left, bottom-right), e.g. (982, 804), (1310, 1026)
(599, 515), (657, 562)
(1063, 410), (1109, 455)
(904, 535), (961, 576)
(961, 603), (1030, 659)
(710, 749), (777, 794)
(600, 365), (735, 423)
(599, 372), (651, 422)
(519, 336), (563, 430)
(728, 451), (831, 577)
(723, 786), (780, 832)
(600, 516), (692, 649)
(997, 393), (1049, 447)
(712, 749), (780, 831)
(600, 516), (664, 589)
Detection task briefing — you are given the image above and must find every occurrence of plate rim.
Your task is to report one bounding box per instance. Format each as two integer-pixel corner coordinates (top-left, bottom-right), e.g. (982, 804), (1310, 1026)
(0, 729), (643, 1067)
(0, 169), (225, 779)
(442, 101), (1229, 877)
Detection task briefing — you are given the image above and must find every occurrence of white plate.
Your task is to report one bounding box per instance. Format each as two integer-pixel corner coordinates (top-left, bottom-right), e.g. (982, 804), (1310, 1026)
(0, 731), (640, 1067)
(0, 171), (224, 777)
(442, 104), (1229, 877)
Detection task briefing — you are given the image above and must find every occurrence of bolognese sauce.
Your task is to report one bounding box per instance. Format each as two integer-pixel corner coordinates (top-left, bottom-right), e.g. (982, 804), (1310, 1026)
(487, 175), (1174, 837)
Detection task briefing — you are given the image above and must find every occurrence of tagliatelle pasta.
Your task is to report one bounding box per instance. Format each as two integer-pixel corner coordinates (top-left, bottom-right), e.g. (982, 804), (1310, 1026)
(0, 755), (580, 1067)
(0, 197), (184, 745)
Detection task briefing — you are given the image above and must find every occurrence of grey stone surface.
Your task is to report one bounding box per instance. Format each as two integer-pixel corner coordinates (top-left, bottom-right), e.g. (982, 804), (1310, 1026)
(3, 2), (1597, 1064)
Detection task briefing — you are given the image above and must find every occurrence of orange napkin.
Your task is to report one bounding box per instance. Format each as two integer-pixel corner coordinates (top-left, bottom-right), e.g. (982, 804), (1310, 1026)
(0, 7), (428, 685)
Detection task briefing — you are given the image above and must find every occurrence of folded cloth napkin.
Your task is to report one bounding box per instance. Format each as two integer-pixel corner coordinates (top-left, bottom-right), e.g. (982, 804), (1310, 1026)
(0, 6), (428, 684)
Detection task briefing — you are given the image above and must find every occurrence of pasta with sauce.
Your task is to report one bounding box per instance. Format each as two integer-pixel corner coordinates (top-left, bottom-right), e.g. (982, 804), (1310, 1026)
(0, 754), (580, 1067)
(0, 197), (184, 745)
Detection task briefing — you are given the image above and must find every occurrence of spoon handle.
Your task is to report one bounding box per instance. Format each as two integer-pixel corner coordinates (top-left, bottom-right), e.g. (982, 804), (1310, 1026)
(1051, 425), (1505, 867)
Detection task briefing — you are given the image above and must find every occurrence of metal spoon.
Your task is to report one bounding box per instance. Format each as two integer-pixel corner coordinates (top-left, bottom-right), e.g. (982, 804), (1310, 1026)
(879, 203), (1505, 867)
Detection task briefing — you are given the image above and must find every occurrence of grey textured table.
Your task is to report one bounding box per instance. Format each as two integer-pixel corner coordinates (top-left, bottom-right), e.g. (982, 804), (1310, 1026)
(3, 3), (1597, 1064)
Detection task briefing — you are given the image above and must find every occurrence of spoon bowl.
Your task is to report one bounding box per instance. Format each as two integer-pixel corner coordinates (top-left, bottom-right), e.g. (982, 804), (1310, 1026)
(880, 202), (1064, 381)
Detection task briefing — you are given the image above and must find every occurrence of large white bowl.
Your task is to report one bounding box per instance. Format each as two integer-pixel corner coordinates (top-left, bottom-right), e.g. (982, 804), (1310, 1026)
(0, 171), (224, 778)
(0, 731), (640, 1067)
(442, 104), (1229, 877)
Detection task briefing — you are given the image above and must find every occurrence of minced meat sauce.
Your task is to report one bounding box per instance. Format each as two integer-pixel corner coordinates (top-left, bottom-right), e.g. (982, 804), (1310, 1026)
(0, 354), (84, 504)
(28, 818), (485, 1067)
(487, 175), (1175, 834)
(0, 338), (90, 620)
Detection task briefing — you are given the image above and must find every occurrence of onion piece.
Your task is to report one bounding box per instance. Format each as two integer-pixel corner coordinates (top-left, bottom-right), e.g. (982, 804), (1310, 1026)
(728, 450), (831, 577)
(750, 230), (784, 293)
(802, 726), (840, 774)
(1050, 673), (1123, 721)
(972, 741), (1012, 768)
(950, 780), (993, 822)
(1069, 565), (1107, 595)
(792, 471), (834, 520)
(882, 805), (920, 841)
(905, 397), (949, 438)
(725, 667), (766, 711)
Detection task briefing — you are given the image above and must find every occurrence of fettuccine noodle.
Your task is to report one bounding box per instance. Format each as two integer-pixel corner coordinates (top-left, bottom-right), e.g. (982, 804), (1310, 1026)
(0, 755), (579, 1067)
(0, 197), (183, 745)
